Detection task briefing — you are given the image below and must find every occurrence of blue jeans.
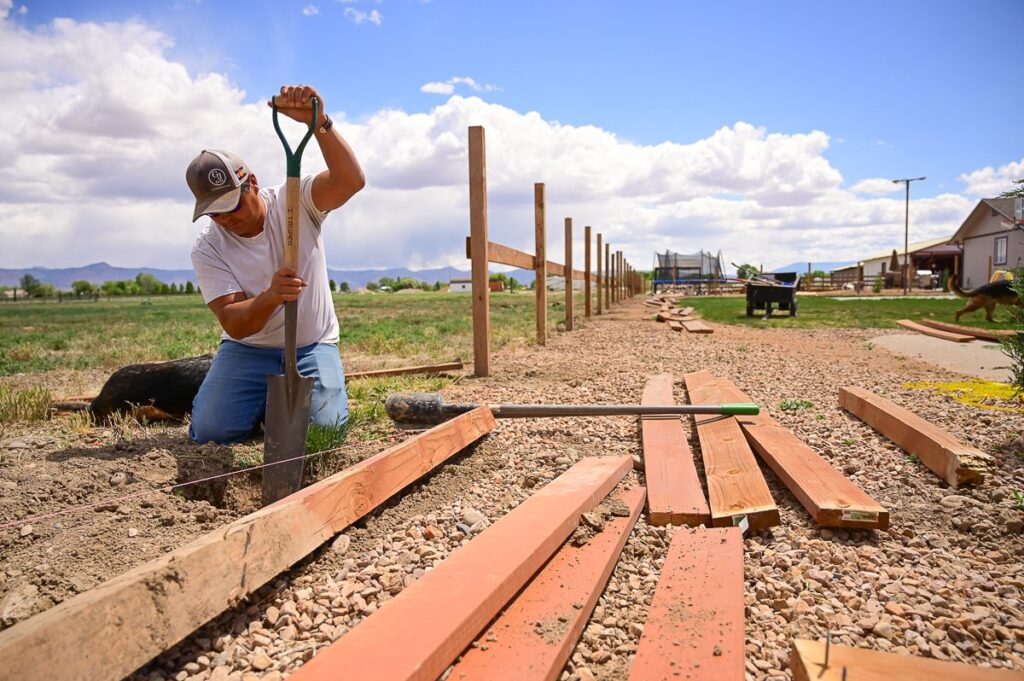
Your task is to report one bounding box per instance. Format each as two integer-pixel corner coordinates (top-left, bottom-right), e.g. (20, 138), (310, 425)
(189, 340), (348, 444)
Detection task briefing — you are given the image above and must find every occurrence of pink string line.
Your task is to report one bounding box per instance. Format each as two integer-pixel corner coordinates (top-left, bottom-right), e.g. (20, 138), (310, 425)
(0, 433), (409, 531)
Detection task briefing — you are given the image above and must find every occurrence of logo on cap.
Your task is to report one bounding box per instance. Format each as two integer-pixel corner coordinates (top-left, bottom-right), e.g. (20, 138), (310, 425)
(208, 169), (227, 186)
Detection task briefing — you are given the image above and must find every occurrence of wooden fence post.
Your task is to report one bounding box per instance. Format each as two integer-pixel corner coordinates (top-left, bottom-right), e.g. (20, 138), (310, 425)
(596, 233), (603, 315)
(535, 183), (547, 346)
(565, 218), (574, 331)
(584, 225), (592, 318)
(602, 241), (610, 307)
(468, 126), (490, 377)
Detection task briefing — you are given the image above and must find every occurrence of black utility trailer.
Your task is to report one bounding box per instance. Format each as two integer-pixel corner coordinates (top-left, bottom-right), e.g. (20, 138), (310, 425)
(745, 272), (801, 317)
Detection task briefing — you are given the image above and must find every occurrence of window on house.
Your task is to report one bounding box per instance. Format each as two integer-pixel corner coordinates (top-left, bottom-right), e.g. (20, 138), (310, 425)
(995, 236), (1008, 266)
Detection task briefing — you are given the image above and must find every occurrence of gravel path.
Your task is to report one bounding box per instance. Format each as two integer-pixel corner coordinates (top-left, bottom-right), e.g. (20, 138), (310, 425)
(8, 297), (1024, 680)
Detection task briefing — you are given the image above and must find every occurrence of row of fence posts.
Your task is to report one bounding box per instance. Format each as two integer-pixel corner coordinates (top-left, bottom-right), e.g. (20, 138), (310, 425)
(467, 126), (645, 377)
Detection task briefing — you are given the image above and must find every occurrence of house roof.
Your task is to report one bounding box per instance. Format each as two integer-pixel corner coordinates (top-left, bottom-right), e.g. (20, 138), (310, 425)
(951, 198), (1020, 243)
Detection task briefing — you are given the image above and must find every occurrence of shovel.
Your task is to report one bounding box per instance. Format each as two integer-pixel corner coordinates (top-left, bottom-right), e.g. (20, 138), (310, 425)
(262, 94), (320, 506)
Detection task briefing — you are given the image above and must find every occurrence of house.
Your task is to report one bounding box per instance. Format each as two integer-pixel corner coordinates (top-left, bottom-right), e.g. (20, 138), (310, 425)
(950, 198), (1024, 288)
(830, 236), (957, 285)
(448, 278), (472, 293)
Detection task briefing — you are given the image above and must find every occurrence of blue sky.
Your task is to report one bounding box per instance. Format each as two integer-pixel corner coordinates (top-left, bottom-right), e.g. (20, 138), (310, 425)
(3, 0), (1023, 270)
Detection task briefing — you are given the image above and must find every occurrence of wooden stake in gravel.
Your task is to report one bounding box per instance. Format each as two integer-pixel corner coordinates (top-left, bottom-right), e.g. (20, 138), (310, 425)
(535, 183), (547, 346)
(641, 374), (710, 526)
(684, 371), (780, 530)
(630, 527), (744, 681)
(839, 386), (994, 487)
(790, 638), (1023, 681)
(468, 125), (490, 377)
(0, 408), (497, 681)
(565, 217), (574, 331)
(450, 486), (646, 680)
(290, 455), (633, 681)
(699, 376), (888, 529)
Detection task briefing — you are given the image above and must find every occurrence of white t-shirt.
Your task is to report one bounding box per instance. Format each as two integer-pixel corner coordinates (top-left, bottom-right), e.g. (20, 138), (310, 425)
(191, 175), (340, 348)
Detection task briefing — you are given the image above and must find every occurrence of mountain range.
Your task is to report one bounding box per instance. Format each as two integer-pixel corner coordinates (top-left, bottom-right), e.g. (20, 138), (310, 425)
(0, 262), (541, 290)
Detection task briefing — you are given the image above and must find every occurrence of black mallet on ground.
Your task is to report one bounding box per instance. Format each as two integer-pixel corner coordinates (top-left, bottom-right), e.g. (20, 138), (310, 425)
(385, 392), (759, 427)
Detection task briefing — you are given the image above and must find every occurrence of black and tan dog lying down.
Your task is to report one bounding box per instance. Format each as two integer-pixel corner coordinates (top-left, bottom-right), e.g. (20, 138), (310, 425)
(52, 355), (213, 422)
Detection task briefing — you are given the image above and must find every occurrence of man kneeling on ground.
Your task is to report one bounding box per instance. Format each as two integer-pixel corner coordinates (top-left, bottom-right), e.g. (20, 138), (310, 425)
(185, 84), (364, 444)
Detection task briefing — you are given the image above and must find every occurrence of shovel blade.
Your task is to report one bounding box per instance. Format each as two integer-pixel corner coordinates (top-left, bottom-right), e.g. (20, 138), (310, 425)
(263, 372), (315, 506)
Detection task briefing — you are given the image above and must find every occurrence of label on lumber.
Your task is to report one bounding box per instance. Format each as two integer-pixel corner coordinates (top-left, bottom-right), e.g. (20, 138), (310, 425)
(841, 510), (879, 522)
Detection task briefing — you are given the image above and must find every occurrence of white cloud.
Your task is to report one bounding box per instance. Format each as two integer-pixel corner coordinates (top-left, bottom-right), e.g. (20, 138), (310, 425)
(959, 158), (1024, 197)
(421, 76), (501, 95)
(344, 7), (382, 25)
(0, 10), (1001, 275)
(850, 178), (901, 195)
(302, 5), (319, 16)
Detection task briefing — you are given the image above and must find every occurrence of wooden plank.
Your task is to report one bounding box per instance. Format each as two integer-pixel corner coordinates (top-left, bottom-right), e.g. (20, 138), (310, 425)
(897, 318), (974, 342)
(918, 318), (1015, 342)
(565, 218), (574, 331)
(347, 361), (463, 380)
(535, 183), (547, 346)
(839, 386), (993, 487)
(291, 456), (633, 681)
(682, 320), (713, 334)
(0, 409), (497, 681)
(791, 639), (1023, 681)
(684, 371), (780, 530)
(678, 306), (695, 316)
(700, 377), (888, 529)
(450, 486), (645, 680)
(584, 225), (592, 318)
(629, 528), (744, 681)
(641, 374), (710, 526)
(545, 260), (565, 277)
(468, 126), (490, 377)
(668, 320), (684, 332)
(464, 237), (535, 271)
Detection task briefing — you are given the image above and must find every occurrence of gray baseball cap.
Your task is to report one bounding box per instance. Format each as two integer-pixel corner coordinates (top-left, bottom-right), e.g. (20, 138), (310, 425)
(185, 149), (252, 222)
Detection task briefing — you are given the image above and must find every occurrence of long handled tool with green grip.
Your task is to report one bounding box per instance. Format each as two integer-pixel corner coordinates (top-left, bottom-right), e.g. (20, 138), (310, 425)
(385, 392), (759, 427)
(262, 94), (319, 506)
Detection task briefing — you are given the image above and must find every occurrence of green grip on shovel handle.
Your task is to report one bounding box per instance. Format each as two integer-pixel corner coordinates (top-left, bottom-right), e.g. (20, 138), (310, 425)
(719, 403), (760, 416)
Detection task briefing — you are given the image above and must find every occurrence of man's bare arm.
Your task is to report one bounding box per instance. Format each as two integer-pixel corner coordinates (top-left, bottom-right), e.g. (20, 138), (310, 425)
(207, 268), (306, 340)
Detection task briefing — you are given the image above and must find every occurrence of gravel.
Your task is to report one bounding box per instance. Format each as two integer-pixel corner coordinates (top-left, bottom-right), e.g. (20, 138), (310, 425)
(6, 299), (1024, 679)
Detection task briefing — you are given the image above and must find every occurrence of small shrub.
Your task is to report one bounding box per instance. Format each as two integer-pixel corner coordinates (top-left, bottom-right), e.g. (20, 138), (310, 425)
(1012, 490), (1024, 512)
(0, 386), (52, 423)
(841, 438), (855, 446)
(779, 398), (814, 411)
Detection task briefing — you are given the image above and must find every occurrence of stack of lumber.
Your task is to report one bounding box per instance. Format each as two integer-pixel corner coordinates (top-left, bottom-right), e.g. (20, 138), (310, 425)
(650, 297), (714, 333)
(918, 319), (1016, 342)
(791, 639), (1023, 680)
(896, 319), (974, 342)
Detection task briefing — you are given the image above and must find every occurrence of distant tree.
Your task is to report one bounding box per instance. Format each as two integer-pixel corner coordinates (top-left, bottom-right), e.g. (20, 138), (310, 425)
(366, 281), (379, 291)
(184, 281), (196, 295)
(33, 283), (56, 298)
(378, 277), (397, 291)
(168, 282), (179, 294)
(71, 280), (94, 297)
(810, 270), (828, 279)
(1000, 179), (1024, 198)
(394, 277), (421, 291)
(433, 280), (442, 291)
(329, 279), (337, 292)
(134, 273), (163, 295)
(339, 281), (350, 293)
(19, 273), (41, 295)
(736, 264), (759, 280)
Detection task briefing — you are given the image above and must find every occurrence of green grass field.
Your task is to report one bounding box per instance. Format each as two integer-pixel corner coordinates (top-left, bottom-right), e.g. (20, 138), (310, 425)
(0, 290), (1018, 377)
(0, 291), (578, 376)
(684, 293), (1020, 330)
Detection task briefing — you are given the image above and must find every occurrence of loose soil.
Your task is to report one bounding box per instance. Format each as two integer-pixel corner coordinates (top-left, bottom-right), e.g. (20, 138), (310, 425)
(2, 298), (1023, 681)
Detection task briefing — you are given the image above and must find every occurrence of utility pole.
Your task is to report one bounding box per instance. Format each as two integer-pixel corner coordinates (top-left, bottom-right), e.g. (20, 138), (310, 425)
(892, 176), (926, 295)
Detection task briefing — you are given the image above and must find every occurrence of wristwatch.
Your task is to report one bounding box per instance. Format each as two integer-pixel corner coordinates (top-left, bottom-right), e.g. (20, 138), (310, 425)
(318, 114), (334, 134)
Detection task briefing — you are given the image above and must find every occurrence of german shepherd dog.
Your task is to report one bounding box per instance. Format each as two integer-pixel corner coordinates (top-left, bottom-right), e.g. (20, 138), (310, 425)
(950, 279), (1021, 322)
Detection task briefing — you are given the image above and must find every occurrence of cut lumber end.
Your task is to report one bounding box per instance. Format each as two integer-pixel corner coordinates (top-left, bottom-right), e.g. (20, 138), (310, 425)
(896, 319), (974, 342)
(682, 320), (713, 334)
(839, 386), (994, 488)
